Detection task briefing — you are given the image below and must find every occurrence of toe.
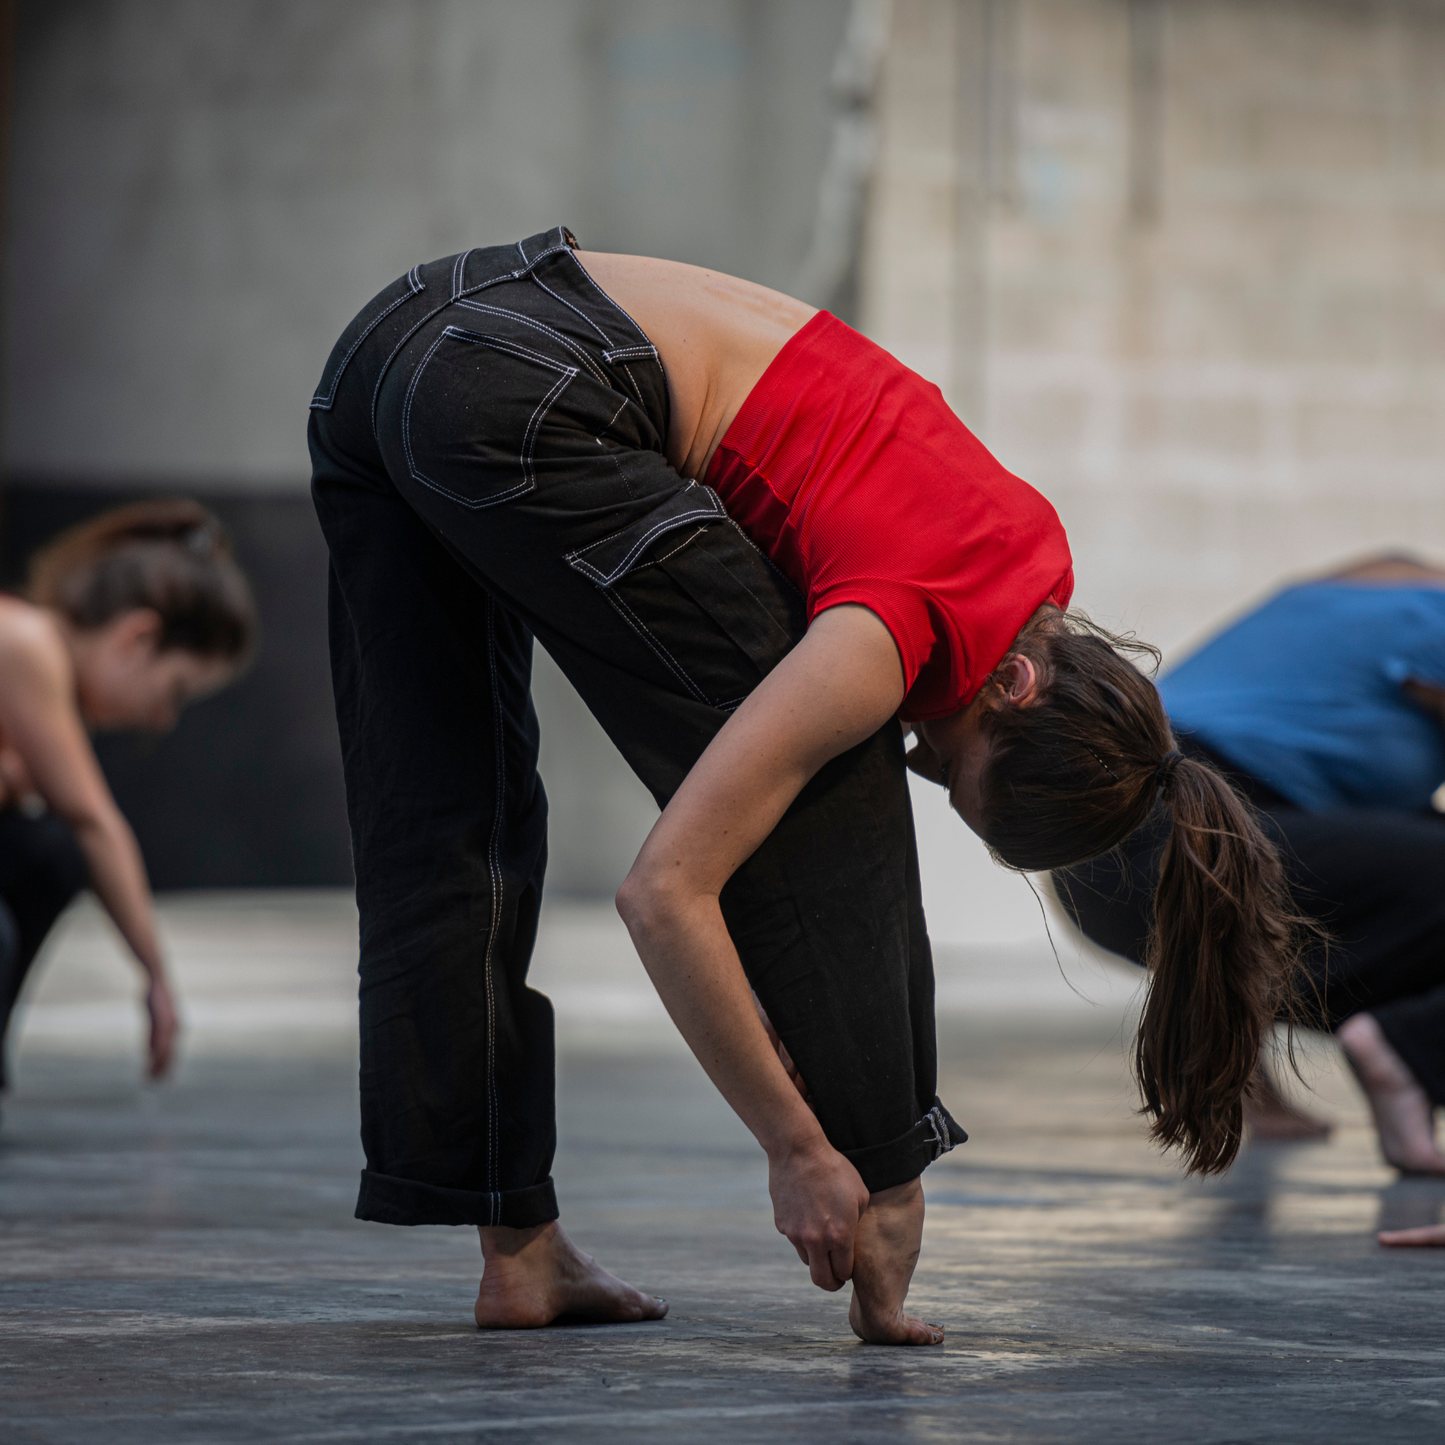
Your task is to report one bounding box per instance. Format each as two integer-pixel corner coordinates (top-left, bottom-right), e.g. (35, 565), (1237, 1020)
(615, 1288), (667, 1323)
(904, 1314), (944, 1346)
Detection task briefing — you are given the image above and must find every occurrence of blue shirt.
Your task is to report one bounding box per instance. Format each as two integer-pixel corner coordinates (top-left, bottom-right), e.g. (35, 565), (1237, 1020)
(1159, 582), (1445, 812)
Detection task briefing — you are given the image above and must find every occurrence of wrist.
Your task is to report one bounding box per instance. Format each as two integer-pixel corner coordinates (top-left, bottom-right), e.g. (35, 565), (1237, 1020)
(762, 1117), (829, 1166)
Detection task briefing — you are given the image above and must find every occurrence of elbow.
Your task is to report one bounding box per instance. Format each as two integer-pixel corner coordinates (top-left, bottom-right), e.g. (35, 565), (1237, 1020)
(50, 801), (110, 836)
(614, 868), (655, 940)
(615, 864), (690, 946)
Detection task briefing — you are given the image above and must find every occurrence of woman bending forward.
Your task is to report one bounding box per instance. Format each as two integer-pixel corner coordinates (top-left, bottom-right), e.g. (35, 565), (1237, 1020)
(0, 502), (254, 1089)
(309, 228), (1307, 1345)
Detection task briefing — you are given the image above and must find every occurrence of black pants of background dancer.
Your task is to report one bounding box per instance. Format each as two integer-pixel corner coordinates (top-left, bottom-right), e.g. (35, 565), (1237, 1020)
(0, 810), (88, 1089)
(1055, 735), (1445, 1106)
(309, 227), (965, 1230)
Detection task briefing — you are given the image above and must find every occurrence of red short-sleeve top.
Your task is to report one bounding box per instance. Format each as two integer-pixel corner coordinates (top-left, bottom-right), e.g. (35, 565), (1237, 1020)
(703, 311), (1074, 721)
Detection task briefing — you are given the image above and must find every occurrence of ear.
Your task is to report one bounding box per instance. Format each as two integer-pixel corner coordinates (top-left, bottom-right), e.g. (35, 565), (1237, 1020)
(113, 607), (165, 656)
(997, 654), (1040, 708)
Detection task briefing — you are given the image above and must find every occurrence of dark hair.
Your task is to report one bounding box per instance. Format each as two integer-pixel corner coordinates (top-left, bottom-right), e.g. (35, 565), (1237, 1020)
(27, 498), (256, 662)
(977, 605), (1316, 1175)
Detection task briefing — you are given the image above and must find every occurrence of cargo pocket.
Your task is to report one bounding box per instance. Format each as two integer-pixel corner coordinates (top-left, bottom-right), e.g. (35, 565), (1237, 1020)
(566, 483), (807, 710)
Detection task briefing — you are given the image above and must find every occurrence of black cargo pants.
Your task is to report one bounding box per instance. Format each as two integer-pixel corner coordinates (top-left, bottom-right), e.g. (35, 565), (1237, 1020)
(309, 227), (964, 1229)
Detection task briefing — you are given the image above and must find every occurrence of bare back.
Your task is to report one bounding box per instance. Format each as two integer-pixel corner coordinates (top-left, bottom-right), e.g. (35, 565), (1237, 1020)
(574, 251), (815, 482)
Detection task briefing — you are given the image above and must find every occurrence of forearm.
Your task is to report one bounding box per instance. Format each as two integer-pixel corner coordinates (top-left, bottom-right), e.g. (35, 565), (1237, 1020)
(619, 886), (826, 1160)
(71, 811), (167, 981)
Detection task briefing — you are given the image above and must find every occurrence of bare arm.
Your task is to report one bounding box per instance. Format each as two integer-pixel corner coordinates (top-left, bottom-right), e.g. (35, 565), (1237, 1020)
(616, 604), (906, 1289)
(0, 614), (177, 1075)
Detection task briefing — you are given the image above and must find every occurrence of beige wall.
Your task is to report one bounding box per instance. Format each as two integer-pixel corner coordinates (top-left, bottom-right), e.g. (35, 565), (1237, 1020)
(863, 0), (1445, 657)
(864, 0), (1445, 945)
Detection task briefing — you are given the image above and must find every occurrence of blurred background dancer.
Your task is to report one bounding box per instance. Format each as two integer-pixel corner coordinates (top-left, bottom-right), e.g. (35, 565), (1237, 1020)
(1055, 554), (1445, 1176)
(0, 502), (255, 1092)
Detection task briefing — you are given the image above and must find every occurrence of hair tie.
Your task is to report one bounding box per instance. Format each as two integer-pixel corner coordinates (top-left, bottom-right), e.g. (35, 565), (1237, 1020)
(1154, 749), (1185, 793)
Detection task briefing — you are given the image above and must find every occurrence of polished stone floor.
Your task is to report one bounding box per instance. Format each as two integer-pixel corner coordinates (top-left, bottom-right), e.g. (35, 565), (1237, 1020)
(3, 893), (1443, 1443)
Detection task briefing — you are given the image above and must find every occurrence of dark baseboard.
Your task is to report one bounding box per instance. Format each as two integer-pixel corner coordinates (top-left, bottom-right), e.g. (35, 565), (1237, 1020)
(1, 480), (353, 890)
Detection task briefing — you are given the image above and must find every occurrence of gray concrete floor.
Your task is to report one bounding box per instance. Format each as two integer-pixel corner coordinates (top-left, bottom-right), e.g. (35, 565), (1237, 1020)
(3, 893), (1443, 1443)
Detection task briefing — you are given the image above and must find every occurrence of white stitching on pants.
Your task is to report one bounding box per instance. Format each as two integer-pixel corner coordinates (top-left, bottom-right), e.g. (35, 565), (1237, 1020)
(602, 344), (659, 364)
(454, 299), (610, 387)
(531, 271), (614, 346)
(618, 362), (645, 408)
(310, 268), (425, 410)
(604, 587), (711, 706)
(565, 502), (723, 586)
(368, 263), (527, 437)
(525, 266), (652, 411)
(598, 397), (630, 437)
(451, 248), (476, 297)
(563, 481), (725, 580)
(514, 236), (574, 272)
(441, 327), (577, 377)
(401, 327), (575, 510)
(564, 249), (655, 347)
(652, 526), (708, 566)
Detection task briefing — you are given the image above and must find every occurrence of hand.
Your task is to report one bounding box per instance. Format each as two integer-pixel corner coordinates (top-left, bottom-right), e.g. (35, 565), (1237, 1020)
(145, 975), (179, 1079)
(768, 1137), (870, 1291)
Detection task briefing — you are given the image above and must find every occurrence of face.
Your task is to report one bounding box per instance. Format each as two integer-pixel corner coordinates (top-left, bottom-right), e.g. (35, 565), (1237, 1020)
(74, 610), (236, 731)
(908, 712), (991, 835)
(904, 656), (1040, 838)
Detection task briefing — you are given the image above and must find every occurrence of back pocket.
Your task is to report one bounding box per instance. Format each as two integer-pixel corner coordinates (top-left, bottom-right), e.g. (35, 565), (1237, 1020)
(566, 484), (806, 710)
(402, 326), (580, 510)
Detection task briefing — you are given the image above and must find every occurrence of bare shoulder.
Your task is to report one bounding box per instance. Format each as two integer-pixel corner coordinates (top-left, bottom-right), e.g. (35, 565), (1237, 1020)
(0, 596), (70, 688)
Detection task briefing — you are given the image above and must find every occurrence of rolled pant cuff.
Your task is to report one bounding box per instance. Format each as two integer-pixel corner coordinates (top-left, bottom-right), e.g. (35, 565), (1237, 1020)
(842, 1098), (967, 1194)
(355, 1170), (560, 1228)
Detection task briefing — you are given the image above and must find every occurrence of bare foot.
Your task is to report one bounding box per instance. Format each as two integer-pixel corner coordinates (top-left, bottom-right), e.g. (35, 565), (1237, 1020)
(847, 1179), (943, 1347)
(474, 1221), (668, 1329)
(1338, 1012), (1445, 1175)
(1243, 1059), (1333, 1142)
(1379, 1224), (1445, 1247)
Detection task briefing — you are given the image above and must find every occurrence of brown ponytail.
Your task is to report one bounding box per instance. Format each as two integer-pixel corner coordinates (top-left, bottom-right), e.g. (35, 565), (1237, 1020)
(1139, 752), (1309, 1172)
(27, 498), (256, 661)
(976, 606), (1317, 1175)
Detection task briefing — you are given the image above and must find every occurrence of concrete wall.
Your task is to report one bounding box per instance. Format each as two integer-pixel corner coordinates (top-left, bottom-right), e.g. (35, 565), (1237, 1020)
(5, 0), (851, 482)
(866, 0), (1445, 647)
(863, 0), (1445, 945)
(3, 0), (853, 895)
